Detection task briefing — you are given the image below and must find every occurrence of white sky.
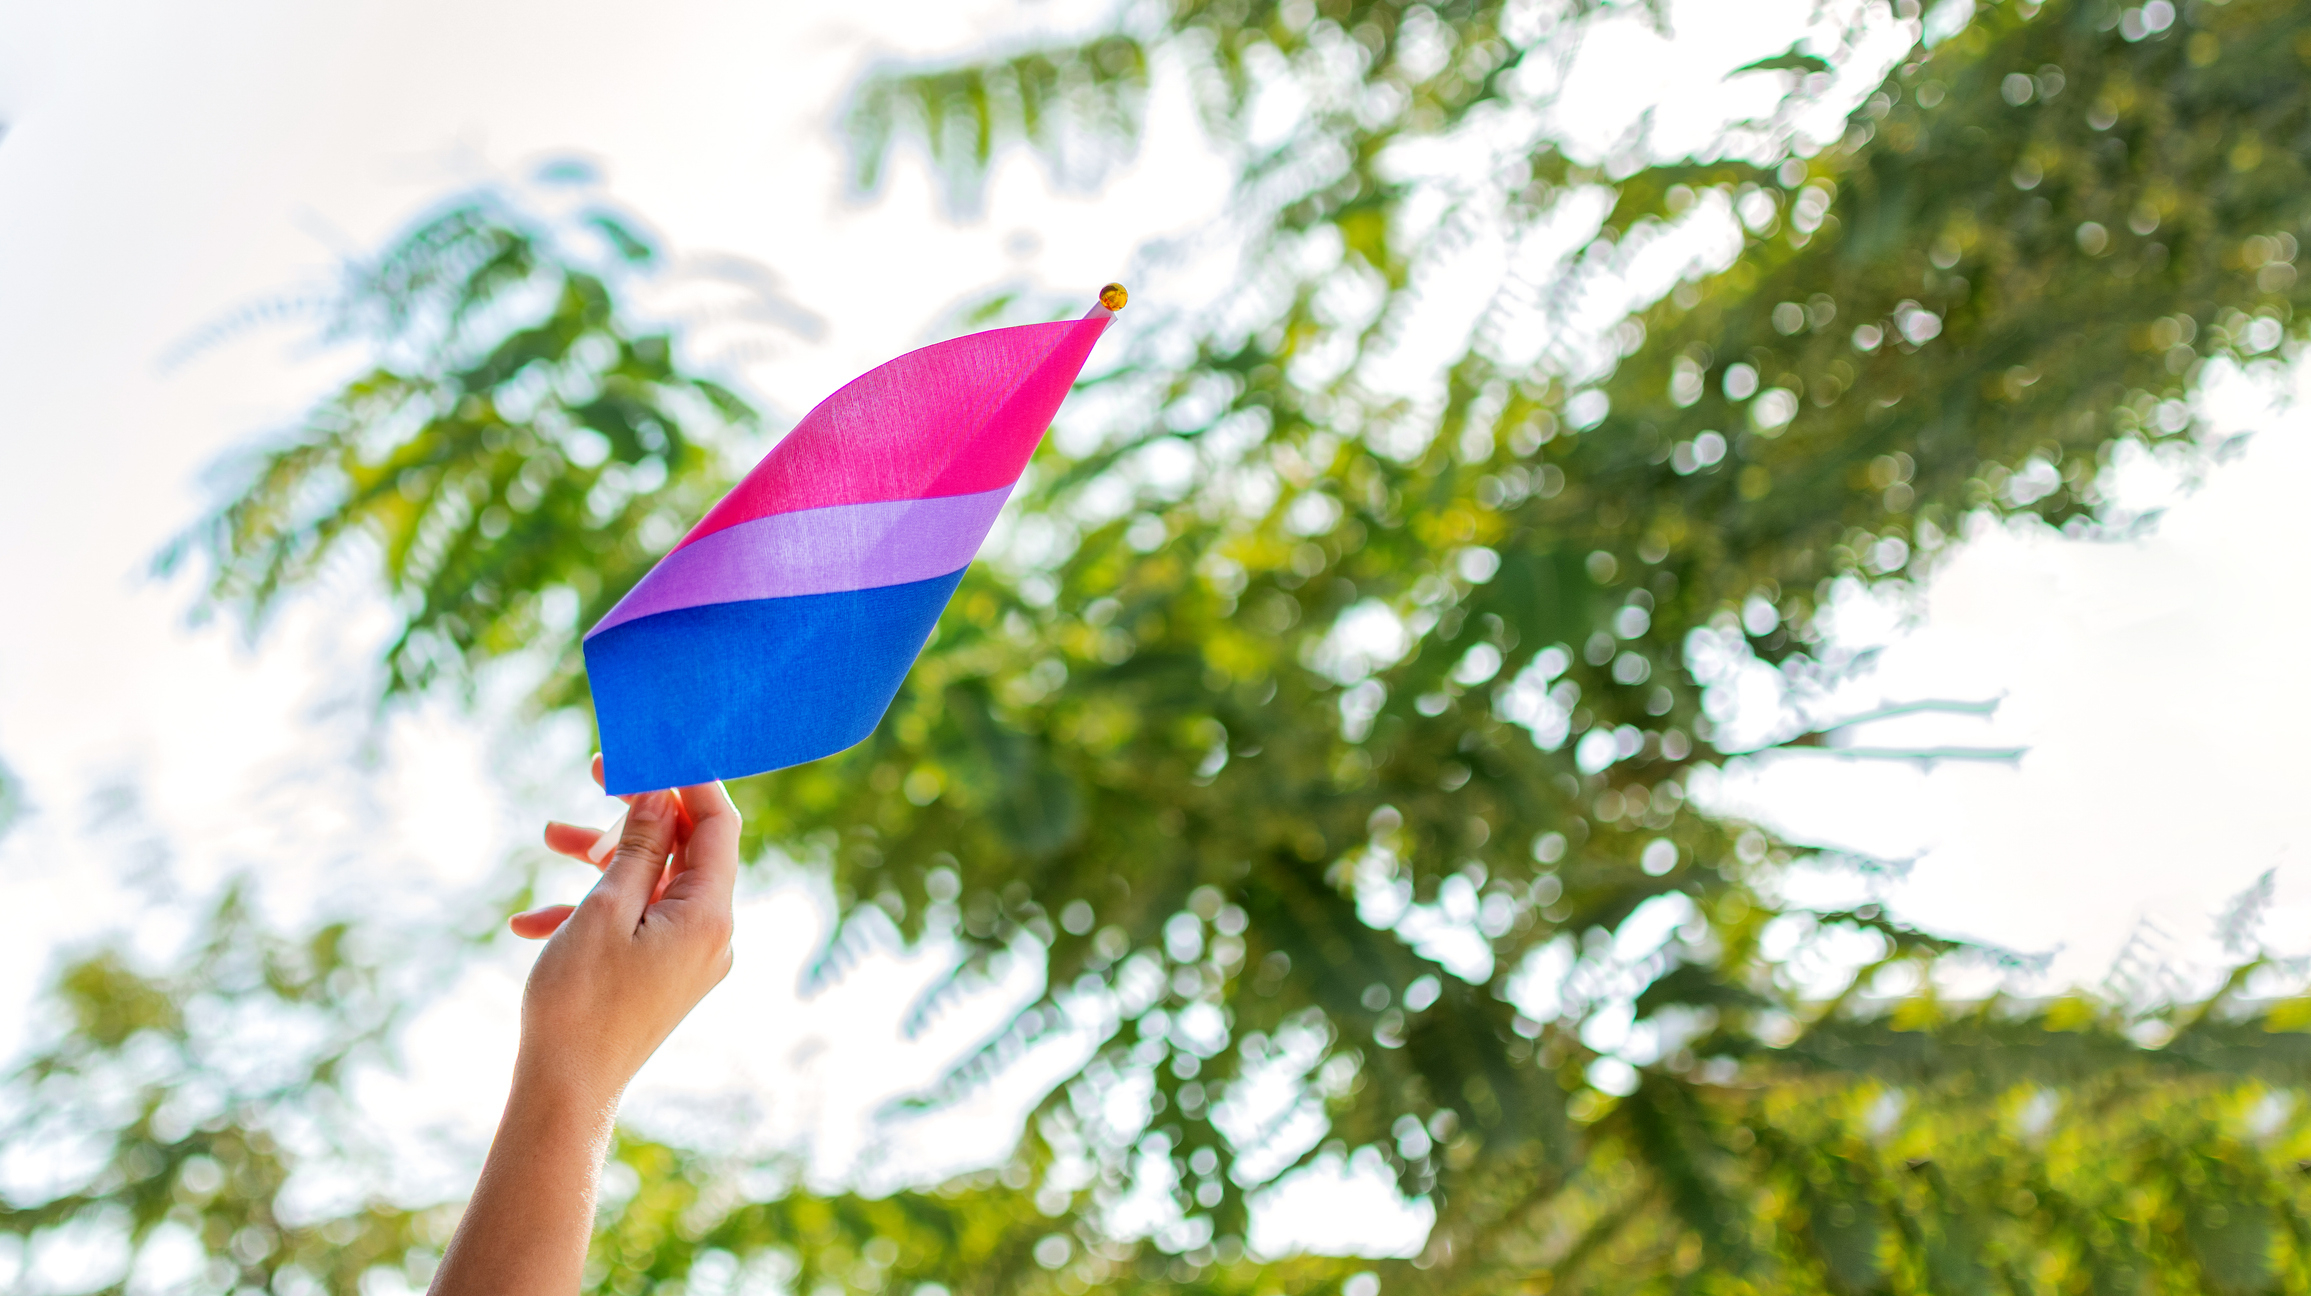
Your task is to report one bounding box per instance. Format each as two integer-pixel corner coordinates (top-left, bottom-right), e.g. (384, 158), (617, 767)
(1, 0), (2306, 1268)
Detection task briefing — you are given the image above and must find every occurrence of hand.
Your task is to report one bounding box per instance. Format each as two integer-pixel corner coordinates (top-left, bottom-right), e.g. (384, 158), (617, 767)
(431, 762), (740, 1296)
(516, 754), (696, 938)
(512, 757), (740, 1103)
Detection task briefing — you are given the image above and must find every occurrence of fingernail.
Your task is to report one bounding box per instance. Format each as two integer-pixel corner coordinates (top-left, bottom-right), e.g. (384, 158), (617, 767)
(587, 815), (624, 863)
(631, 789), (671, 821)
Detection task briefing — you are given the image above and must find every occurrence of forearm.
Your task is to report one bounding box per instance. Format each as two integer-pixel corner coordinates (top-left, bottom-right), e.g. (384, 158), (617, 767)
(434, 776), (737, 1293)
(431, 1071), (621, 1296)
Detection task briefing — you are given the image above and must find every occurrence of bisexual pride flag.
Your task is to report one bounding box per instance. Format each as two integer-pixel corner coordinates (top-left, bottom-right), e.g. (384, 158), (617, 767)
(584, 288), (1125, 795)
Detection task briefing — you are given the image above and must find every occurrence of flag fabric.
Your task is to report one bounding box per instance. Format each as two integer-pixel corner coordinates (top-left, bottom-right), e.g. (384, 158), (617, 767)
(584, 295), (1121, 794)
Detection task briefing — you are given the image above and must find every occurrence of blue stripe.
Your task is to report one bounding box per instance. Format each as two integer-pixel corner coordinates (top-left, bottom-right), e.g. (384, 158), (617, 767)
(585, 566), (967, 793)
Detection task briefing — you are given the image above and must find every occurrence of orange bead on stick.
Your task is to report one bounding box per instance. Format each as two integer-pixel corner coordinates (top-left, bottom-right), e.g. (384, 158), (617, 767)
(1098, 282), (1129, 311)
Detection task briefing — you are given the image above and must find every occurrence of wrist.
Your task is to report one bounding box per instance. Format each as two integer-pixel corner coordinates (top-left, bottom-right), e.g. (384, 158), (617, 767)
(508, 1047), (631, 1120)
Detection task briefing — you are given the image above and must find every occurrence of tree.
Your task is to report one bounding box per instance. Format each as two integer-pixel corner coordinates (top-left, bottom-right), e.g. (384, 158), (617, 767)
(11, 0), (2311, 1291)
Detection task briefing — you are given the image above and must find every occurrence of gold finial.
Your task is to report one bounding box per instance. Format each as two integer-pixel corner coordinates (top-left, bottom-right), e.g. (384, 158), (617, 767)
(1098, 282), (1129, 311)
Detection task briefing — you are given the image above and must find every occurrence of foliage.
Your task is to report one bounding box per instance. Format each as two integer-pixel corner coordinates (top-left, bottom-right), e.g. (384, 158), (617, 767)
(13, 909), (2311, 1293)
(845, 34), (1152, 214)
(14, 0), (2311, 1292)
(0, 755), (19, 841)
(0, 889), (449, 1294)
(155, 186), (772, 709)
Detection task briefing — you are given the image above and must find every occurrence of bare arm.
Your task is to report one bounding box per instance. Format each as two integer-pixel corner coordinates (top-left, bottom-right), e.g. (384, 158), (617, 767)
(431, 765), (740, 1296)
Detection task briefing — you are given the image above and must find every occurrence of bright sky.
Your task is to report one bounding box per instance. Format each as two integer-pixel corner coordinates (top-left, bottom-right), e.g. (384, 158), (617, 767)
(2, 0), (2306, 1270)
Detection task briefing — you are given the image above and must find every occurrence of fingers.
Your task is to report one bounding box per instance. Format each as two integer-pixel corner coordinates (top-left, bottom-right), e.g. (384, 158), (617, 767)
(546, 816), (685, 876)
(544, 820), (612, 867)
(649, 844), (677, 905)
(510, 905), (576, 939)
(520, 764), (701, 936)
(586, 813), (625, 864)
(591, 752), (644, 809)
(557, 757), (691, 866)
(558, 809), (690, 867)
(661, 781), (741, 910)
(592, 789), (682, 915)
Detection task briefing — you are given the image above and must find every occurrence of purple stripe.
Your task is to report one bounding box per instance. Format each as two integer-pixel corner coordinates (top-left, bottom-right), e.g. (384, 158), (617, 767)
(586, 486), (1011, 639)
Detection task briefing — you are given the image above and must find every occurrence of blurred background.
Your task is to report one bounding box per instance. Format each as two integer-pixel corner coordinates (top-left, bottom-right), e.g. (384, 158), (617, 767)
(3, 0), (2309, 1291)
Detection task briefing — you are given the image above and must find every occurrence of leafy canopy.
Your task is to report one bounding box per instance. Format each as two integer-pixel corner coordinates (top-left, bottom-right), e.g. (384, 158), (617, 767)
(13, 0), (2311, 1293)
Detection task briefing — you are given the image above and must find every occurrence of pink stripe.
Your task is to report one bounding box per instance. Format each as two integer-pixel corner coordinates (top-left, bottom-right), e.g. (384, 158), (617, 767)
(585, 487), (1011, 639)
(673, 309), (1111, 551)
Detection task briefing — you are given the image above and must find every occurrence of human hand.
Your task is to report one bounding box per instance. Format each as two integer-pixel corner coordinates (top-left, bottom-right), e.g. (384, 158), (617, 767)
(510, 758), (740, 1102)
(517, 755), (697, 936)
(429, 765), (739, 1295)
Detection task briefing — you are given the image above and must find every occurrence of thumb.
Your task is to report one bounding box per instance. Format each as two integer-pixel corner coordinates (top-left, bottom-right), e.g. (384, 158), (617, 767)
(590, 789), (680, 917)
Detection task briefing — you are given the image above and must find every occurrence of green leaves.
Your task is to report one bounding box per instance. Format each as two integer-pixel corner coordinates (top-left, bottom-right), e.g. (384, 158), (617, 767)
(159, 190), (773, 709)
(1, 887), (446, 1294)
(1734, 48), (1836, 76)
(846, 35), (1152, 214)
(1582, 0), (2311, 656)
(799, 0), (2311, 1285)
(45, 0), (2311, 1291)
(0, 754), (20, 842)
(52, 951), (181, 1049)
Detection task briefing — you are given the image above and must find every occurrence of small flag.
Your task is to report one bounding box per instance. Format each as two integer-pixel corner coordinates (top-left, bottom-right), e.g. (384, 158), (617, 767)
(584, 287), (1126, 794)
